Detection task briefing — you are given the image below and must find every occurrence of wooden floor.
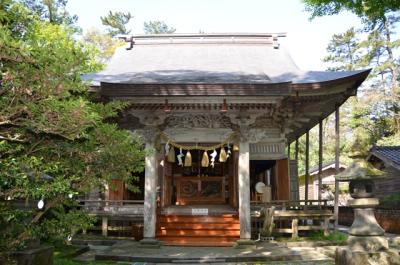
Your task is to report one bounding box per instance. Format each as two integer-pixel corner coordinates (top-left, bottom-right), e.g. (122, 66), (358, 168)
(157, 205), (240, 246)
(161, 204), (237, 215)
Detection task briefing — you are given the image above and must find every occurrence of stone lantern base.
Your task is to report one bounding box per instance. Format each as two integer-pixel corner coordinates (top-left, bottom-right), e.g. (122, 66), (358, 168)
(346, 198), (388, 252)
(335, 197), (400, 265)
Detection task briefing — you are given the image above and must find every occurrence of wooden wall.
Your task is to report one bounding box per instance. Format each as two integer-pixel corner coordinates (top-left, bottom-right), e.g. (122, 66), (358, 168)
(275, 158), (290, 200)
(108, 179), (124, 200)
(374, 166), (400, 199)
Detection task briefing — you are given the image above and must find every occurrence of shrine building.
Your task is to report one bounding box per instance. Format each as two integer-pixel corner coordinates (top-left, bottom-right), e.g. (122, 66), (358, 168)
(86, 33), (369, 247)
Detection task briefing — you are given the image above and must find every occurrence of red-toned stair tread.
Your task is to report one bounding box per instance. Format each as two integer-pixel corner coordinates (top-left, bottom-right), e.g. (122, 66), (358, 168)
(157, 214), (240, 247)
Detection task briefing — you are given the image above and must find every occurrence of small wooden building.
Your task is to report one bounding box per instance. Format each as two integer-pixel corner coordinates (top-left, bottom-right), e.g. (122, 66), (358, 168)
(86, 33), (369, 246)
(367, 146), (400, 199)
(299, 161), (347, 203)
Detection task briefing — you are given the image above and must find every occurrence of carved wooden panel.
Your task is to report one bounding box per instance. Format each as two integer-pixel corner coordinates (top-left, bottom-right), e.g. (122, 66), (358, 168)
(165, 114), (233, 129)
(250, 142), (286, 160)
(175, 176), (225, 205)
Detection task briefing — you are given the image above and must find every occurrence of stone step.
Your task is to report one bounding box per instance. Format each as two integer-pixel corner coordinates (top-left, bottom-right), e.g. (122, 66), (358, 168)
(158, 236), (239, 247)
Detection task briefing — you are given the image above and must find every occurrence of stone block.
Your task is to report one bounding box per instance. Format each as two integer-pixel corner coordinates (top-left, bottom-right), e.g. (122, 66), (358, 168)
(234, 239), (256, 249)
(348, 235), (389, 252)
(139, 238), (162, 248)
(335, 246), (400, 265)
(12, 245), (54, 265)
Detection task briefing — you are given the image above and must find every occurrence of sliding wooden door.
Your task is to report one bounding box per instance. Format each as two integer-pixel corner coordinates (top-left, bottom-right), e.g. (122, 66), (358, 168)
(275, 158), (290, 200)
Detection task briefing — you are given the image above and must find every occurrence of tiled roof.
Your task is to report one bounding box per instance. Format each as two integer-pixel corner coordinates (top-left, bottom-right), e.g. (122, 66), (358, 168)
(84, 33), (370, 86)
(370, 146), (400, 170)
(308, 161), (346, 175)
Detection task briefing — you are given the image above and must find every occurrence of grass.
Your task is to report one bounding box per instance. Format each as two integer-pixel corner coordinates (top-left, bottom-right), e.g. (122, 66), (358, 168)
(274, 231), (348, 243)
(308, 231), (348, 242)
(53, 244), (83, 259)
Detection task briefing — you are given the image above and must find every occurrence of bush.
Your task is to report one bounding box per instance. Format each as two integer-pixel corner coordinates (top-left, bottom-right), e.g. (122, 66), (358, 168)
(380, 192), (400, 209)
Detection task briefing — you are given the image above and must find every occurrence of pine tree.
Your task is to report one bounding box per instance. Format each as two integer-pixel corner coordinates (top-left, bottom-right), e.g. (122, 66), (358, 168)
(100, 11), (132, 36)
(143, 20), (176, 34)
(21, 0), (78, 26)
(323, 27), (360, 71)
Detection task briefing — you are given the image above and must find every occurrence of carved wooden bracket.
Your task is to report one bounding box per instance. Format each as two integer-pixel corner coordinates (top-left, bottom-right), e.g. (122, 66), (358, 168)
(135, 126), (161, 150)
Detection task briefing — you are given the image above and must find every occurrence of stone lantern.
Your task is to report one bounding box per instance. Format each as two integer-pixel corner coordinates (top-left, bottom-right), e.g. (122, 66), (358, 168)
(335, 156), (399, 264)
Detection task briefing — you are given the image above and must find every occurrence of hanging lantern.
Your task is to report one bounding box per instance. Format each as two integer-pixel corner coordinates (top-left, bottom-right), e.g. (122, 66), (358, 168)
(201, 151), (209, 167)
(219, 147), (227, 162)
(167, 146), (176, 163)
(184, 150), (192, 167)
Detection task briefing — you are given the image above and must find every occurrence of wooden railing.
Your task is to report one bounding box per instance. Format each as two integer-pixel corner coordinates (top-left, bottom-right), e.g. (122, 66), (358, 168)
(78, 200), (145, 237)
(78, 199), (144, 214)
(251, 199), (330, 210)
(79, 199), (144, 206)
(251, 199), (333, 238)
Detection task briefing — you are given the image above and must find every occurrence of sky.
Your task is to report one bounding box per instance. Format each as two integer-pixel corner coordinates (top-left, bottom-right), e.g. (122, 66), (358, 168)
(67, 0), (364, 70)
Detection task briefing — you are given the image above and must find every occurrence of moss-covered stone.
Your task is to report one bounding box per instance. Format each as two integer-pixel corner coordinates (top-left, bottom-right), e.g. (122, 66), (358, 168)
(336, 159), (385, 181)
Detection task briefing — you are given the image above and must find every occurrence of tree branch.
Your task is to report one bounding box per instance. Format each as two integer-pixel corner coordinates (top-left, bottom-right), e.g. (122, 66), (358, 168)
(10, 196), (64, 248)
(0, 135), (27, 143)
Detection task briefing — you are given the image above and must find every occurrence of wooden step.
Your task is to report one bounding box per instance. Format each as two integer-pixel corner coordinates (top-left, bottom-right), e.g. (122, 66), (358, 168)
(159, 223), (240, 230)
(157, 229), (239, 237)
(157, 214), (240, 246)
(159, 215), (239, 224)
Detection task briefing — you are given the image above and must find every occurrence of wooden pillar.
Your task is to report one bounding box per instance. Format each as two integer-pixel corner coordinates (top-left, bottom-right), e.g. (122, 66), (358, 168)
(143, 141), (158, 239)
(318, 121), (323, 202)
(233, 151), (239, 208)
(295, 138), (299, 162)
(238, 140), (251, 240)
(135, 116), (165, 248)
(287, 142), (291, 159)
(305, 131), (310, 203)
(292, 218), (299, 238)
(102, 217), (108, 237)
(334, 107), (340, 230)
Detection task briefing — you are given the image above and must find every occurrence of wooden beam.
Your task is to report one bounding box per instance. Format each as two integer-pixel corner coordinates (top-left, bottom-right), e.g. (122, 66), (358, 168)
(102, 217), (108, 237)
(297, 117), (311, 123)
(292, 219), (299, 238)
(334, 107), (340, 230)
(305, 131), (310, 203)
(335, 108), (340, 172)
(291, 121), (303, 128)
(318, 120), (323, 202)
(305, 111), (323, 117)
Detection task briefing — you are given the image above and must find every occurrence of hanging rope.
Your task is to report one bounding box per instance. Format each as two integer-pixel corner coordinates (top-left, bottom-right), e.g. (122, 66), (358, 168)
(160, 132), (236, 151)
